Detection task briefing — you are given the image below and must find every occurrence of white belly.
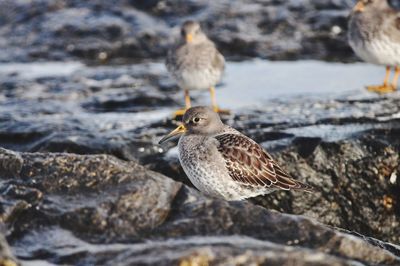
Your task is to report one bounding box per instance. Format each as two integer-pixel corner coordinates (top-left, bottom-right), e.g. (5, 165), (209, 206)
(177, 68), (222, 91)
(178, 137), (266, 201)
(350, 36), (400, 66)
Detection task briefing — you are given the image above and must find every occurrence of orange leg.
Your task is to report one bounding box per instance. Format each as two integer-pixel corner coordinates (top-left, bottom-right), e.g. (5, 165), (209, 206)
(209, 86), (218, 111)
(383, 65), (391, 86)
(184, 89), (191, 109)
(392, 66), (400, 90)
(367, 66), (396, 93)
(174, 89), (191, 117)
(209, 86), (230, 114)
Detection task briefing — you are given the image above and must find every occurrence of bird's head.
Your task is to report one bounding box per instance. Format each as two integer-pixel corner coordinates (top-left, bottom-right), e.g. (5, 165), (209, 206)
(159, 106), (224, 144)
(180, 21), (208, 44)
(352, 0), (399, 13)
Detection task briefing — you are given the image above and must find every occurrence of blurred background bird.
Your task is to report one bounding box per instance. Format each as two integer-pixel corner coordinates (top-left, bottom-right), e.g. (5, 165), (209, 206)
(348, 0), (400, 93)
(166, 21), (228, 117)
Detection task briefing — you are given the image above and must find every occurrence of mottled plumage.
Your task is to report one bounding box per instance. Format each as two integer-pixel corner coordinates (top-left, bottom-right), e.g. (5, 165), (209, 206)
(215, 134), (310, 191)
(159, 106), (313, 201)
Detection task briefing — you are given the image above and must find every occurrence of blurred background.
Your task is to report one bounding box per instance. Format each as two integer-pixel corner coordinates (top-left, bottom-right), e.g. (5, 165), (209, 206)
(0, 0), (399, 265)
(0, 0), (356, 62)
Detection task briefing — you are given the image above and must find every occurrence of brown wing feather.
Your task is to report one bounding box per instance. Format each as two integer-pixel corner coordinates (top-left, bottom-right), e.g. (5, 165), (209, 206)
(215, 134), (313, 192)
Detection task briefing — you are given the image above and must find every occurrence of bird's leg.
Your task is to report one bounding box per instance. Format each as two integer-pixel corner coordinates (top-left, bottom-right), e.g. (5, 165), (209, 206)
(209, 86), (230, 115)
(367, 66), (396, 93)
(209, 86), (218, 110)
(185, 89), (191, 109)
(391, 66), (400, 90)
(174, 89), (191, 117)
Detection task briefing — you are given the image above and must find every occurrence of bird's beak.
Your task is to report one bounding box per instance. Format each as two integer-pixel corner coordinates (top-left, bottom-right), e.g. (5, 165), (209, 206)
(353, 1), (365, 12)
(159, 124), (187, 144)
(185, 34), (193, 43)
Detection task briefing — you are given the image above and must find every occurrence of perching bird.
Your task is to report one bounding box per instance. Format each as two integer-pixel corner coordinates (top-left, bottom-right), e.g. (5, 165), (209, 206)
(159, 106), (313, 201)
(348, 0), (400, 93)
(166, 21), (228, 116)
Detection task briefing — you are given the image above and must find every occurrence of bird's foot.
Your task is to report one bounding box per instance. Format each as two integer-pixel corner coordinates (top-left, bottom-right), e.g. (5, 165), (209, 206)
(366, 84), (396, 94)
(212, 106), (231, 115)
(173, 108), (187, 118)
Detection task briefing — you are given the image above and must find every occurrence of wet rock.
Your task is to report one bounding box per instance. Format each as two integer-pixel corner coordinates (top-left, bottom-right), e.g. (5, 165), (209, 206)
(150, 97), (400, 244)
(1, 60), (400, 247)
(0, 148), (23, 177)
(0, 34), (399, 263)
(0, 149), (181, 243)
(0, 0), (357, 62)
(0, 62), (174, 161)
(0, 0), (172, 63)
(1, 148), (399, 265)
(250, 127), (400, 244)
(88, 237), (394, 266)
(81, 86), (176, 112)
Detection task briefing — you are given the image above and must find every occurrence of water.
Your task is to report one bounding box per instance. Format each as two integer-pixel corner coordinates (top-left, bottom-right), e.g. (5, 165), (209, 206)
(1, 60), (399, 264)
(216, 59), (386, 109)
(0, 61), (84, 79)
(0, 59), (396, 143)
(0, 59), (388, 110)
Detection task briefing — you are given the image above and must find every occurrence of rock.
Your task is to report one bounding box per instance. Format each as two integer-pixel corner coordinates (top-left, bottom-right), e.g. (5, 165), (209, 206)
(0, 149), (181, 242)
(250, 127), (400, 244)
(1, 4), (400, 260)
(91, 238), (394, 266)
(0, 0), (356, 62)
(1, 56), (400, 244)
(0, 62), (173, 161)
(1, 59), (400, 247)
(0, 148), (23, 176)
(1, 148), (399, 265)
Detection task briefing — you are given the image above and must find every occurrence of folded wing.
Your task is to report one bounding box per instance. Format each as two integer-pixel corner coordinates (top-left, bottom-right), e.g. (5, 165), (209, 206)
(215, 134), (313, 192)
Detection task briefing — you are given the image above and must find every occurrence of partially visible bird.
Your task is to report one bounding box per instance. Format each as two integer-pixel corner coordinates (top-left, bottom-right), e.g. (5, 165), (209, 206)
(159, 106), (313, 201)
(348, 0), (400, 93)
(166, 21), (228, 117)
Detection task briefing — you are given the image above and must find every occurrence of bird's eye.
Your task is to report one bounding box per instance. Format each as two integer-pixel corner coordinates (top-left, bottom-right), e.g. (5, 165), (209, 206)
(192, 117), (200, 123)
(181, 29), (185, 37)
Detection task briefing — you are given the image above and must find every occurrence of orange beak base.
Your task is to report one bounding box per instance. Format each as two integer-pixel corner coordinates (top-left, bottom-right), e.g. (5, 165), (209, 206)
(353, 1), (365, 12)
(159, 124), (187, 144)
(185, 34), (193, 43)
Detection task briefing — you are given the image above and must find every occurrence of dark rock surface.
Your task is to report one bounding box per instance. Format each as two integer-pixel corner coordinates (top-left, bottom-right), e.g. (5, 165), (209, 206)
(1, 148), (399, 265)
(252, 127), (400, 245)
(1, 1), (400, 264)
(0, 59), (399, 264)
(0, 0), (356, 63)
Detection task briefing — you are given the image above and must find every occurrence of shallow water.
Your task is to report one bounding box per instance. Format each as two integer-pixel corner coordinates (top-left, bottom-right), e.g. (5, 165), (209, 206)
(0, 59), (387, 100)
(220, 60), (384, 107)
(0, 61), (84, 79)
(0, 59), (397, 146)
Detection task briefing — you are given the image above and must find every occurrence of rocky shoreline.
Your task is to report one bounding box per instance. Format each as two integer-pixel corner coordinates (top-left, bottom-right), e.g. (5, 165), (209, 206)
(1, 0), (400, 265)
(0, 67), (399, 263)
(1, 148), (399, 265)
(0, 0), (355, 63)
